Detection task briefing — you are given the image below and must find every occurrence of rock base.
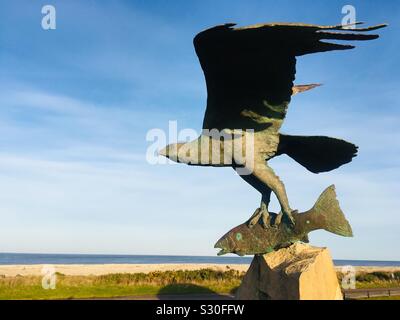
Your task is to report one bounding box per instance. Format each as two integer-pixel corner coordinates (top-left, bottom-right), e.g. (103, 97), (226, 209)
(236, 243), (343, 300)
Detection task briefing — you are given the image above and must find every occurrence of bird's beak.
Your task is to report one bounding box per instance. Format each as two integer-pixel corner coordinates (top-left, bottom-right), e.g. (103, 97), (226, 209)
(158, 147), (168, 157)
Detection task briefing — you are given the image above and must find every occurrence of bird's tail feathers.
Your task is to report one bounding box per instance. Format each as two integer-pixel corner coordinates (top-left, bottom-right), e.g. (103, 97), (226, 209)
(277, 134), (358, 173)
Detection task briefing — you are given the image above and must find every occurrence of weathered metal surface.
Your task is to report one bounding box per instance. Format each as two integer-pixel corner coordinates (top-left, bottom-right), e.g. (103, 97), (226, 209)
(215, 186), (353, 256)
(159, 21), (386, 254)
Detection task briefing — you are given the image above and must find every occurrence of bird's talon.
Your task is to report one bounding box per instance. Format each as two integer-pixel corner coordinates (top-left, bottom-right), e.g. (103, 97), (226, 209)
(247, 208), (262, 227)
(261, 211), (270, 229)
(272, 210), (296, 227)
(284, 210), (296, 227)
(273, 212), (283, 227)
(247, 208), (270, 228)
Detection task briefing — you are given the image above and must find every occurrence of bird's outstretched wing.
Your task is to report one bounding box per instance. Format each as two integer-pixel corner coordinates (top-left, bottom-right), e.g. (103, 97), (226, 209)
(194, 22), (386, 131)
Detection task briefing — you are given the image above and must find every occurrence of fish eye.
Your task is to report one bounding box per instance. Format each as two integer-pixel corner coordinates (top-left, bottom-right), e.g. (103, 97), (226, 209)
(236, 233), (243, 241)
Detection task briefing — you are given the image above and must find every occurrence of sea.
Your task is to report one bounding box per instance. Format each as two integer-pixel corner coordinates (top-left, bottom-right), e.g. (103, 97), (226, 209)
(0, 253), (400, 267)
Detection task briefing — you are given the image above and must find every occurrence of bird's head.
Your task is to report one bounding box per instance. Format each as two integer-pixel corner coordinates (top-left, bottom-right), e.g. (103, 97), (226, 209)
(159, 143), (187, 163)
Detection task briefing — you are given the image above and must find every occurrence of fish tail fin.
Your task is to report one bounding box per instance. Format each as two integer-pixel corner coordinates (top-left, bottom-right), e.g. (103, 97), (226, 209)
(312, 185), (353, 237)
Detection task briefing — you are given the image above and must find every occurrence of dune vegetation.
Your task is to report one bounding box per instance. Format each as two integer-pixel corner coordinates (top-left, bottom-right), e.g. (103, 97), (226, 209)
(0, 269), (244, 300)
(354, 271), (400, 289)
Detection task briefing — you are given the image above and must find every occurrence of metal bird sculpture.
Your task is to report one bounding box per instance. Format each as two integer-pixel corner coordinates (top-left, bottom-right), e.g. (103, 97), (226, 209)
(160, 22), (386, 233)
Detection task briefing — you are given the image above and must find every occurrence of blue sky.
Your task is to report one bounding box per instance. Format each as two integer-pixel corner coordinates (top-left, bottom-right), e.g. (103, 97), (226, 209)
(0, 0), (399, 260)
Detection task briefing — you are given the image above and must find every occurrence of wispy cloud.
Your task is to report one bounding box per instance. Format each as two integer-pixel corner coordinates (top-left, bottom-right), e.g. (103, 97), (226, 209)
(0, 0), (399, 259)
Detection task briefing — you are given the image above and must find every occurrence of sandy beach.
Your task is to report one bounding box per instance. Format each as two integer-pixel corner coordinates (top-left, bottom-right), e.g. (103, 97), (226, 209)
(1, 264), (400, 277)
(0, 264), (250, 277)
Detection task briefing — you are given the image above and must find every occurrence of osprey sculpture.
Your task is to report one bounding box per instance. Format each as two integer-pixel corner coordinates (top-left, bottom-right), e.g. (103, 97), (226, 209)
(160, 22), (386, 253)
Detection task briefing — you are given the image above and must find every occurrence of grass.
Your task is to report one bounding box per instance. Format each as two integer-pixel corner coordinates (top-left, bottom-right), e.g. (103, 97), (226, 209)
(1, 269), (400, 300)
(0, 269), (243, 300)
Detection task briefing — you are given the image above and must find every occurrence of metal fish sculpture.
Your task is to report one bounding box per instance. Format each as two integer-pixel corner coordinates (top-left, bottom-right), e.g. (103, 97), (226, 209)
(215, 185), (353, 256)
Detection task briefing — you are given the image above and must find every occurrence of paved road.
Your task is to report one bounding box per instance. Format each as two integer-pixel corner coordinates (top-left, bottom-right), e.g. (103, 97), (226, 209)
(91, 293), (235, 300)
(343, 287), (400, 299)
(92, 288), (400, 300)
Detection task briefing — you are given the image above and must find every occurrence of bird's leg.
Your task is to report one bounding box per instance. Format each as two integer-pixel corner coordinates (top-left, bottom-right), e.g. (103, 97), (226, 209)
(234, 163), (294, 228)
(247, 192), (272, 228)
(251, 163), (295, 227)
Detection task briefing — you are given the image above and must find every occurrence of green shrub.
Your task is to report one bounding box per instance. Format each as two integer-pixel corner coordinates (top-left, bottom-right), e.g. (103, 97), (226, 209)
(356, 273), (376, 282)
(356, 271), (398, 282)
(371, 272), (392, 281)
(94, 269), (244, 286)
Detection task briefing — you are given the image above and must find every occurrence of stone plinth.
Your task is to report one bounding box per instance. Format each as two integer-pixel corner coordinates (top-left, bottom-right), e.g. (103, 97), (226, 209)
(236, 243), (343, 300)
